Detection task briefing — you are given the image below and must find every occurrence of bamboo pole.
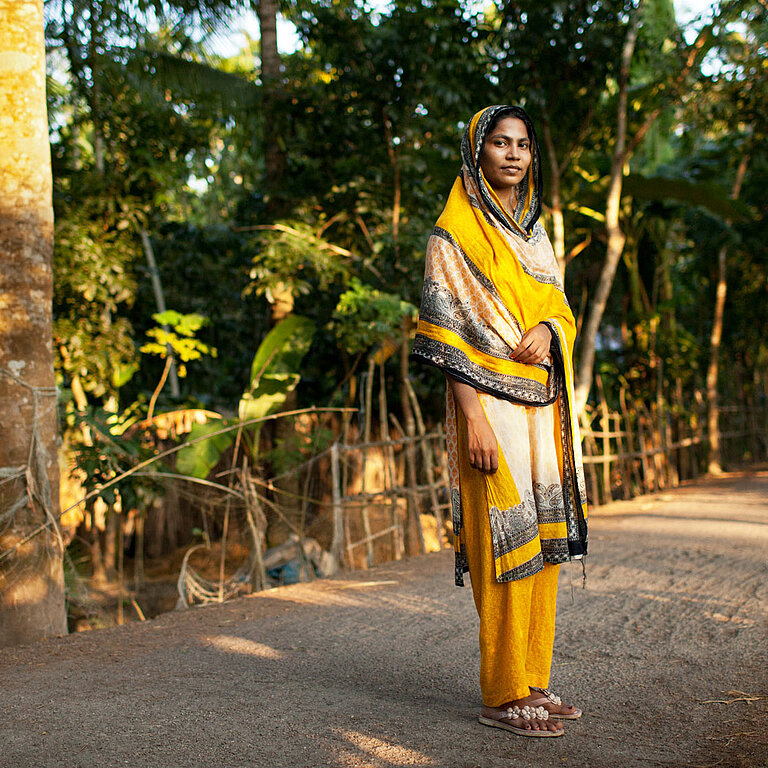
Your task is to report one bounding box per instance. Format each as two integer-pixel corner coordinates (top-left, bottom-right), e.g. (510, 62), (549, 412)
(404, 376), (443, 549)
(614, 411), (631, 499)
(140, 229), (180, 397)
(379, 360), (409, 559)
(674, 378), (689, 481)
(242, 467), (268, 592)
(117, 512), (124, 625)
(637, 405), (652, 495)
(581, 409), (602, 506)
(329, 442), (345, 568)
(596, 376), (612, 502)
(619, 386), (642, 494)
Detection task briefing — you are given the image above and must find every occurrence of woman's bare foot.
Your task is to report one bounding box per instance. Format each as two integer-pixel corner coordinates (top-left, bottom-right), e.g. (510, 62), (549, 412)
(523, 687), (581, 719)
(480, 698), (563, 733)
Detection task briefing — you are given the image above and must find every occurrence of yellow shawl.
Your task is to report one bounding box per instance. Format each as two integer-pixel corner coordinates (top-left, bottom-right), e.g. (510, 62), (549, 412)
(411, 105), (588, 585)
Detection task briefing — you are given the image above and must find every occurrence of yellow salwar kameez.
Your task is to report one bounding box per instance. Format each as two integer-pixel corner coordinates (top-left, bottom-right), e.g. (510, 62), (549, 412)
(411, 105), (588, 708)
(458, 399), (562, 705)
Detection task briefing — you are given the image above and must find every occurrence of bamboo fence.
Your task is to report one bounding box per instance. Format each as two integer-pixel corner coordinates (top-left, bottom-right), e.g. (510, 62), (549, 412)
(320, 394), (767, 570)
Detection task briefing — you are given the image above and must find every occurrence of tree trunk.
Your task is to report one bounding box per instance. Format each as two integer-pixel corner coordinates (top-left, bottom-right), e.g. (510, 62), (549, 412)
(0, 0), (68, 646)
(573, 7), (641, 414)
(254, 0), (285, 204)
(540, 118), (566, 278)
(706, 153), (749, 474)
(87, 0), (105, 176)
(140, 229), (180, 398)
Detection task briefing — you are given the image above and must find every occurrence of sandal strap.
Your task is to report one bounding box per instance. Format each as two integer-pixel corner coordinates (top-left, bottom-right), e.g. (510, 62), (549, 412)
(531, 687), (562, 706)
(504, 704), (549, 722)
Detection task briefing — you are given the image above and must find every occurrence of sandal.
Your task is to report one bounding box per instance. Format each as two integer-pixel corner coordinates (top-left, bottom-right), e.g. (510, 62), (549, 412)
(528, 687), (582, 720)
(478, 704), (565, 737)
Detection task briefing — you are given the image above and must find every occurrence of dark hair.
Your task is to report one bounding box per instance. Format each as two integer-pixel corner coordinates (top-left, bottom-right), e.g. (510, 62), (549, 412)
(485, 106), (532, 141)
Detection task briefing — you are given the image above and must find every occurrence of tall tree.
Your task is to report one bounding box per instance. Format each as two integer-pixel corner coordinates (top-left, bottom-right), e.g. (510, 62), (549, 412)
(0, 0), (67, 646)
(493, 0), (629, 277)
(572, 0), (716, 413)
(706, 154), (749, 473)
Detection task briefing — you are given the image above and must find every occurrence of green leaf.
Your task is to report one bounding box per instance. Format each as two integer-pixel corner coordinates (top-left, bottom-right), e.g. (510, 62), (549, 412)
(111, 361), (139, 389)
(151, 310), (208, 336)
(175, 419), (232, 479)
(248, 315), (315, 387)
(238, 316), (316, 438)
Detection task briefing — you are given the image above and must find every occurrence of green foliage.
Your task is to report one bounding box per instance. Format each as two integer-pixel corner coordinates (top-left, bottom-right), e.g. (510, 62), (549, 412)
(623, 174), (748, 221)
(140, 310), (217, 377)
(71, 407), (163, 513)
(239, 315), (316, 423)
(176, 316), (316, 479)
(47, 0), (768, 448)
(261, 424), (336, 477)
(53, 204), (140, 400)
(331, 279), (417, 356)
(246, 222), (351, 302)
(174, 418), (231, 479)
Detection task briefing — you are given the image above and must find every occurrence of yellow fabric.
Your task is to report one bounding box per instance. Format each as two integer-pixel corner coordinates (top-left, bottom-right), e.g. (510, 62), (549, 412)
(413, 105), (588, 584)
(436, 173), (577, 367)
(457, 405), (560, 705)
(415, 319), (550, 386)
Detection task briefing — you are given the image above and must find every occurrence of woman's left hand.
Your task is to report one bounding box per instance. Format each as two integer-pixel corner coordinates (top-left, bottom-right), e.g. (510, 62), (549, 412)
(511, 323), (552, 364)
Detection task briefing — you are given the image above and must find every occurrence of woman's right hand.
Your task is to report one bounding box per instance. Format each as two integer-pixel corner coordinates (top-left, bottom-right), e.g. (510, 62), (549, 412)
(446, 374), (499, 473)
(466, 413), (499, 473)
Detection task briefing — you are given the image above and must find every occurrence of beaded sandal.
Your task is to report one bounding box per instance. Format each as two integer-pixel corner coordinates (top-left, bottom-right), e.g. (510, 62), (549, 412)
(478, 704), (565, 737)
(528, 687), (582, 720)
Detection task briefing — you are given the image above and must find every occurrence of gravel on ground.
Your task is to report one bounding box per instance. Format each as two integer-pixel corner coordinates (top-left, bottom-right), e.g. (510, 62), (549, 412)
(2, 470), (767, 768)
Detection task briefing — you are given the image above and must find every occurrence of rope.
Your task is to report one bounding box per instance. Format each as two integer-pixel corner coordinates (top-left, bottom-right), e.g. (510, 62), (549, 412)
(175, 544), (253, 608)
(0, 368), (63, 572)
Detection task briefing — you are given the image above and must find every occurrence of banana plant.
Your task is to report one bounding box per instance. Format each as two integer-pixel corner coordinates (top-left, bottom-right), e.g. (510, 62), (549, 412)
(175, 315), (315, 479)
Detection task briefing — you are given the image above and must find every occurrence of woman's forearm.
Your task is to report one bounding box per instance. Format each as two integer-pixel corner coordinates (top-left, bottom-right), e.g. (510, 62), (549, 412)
(446, 374), (498, 472)
(446, 375), (485, 424)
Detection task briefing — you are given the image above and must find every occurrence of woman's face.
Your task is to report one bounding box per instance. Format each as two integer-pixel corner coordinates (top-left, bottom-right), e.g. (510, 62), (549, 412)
(479, 116), (532, 197)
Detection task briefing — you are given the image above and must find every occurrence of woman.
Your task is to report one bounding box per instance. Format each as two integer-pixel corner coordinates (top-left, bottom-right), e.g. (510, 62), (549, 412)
(411, 105), (589, 738)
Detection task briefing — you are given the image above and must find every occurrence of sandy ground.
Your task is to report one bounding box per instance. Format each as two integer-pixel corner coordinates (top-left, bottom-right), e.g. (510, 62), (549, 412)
(2, 470), (767, 768)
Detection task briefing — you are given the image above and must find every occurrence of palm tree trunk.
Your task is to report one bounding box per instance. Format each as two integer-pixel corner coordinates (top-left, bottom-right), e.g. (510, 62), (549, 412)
(0, 0), (68, 646)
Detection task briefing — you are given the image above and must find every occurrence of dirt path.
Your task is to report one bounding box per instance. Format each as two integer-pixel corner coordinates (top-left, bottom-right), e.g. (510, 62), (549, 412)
(2, 471), (767, 768)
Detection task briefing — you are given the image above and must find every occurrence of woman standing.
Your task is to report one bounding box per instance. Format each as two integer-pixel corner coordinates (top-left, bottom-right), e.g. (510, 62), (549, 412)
(411, 105), (588, 738)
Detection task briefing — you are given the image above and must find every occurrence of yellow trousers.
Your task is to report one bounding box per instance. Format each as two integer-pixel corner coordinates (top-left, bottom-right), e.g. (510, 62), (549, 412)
(458, 408), (560, 706)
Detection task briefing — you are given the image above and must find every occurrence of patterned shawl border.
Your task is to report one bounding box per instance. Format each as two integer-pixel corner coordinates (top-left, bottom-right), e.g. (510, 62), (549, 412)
(437, 211), (564, 294)
(410, 335), (558, 407)
(542, 319), (588, 558)
(497, 552), (544, 582)
(417, 290), (518, 363)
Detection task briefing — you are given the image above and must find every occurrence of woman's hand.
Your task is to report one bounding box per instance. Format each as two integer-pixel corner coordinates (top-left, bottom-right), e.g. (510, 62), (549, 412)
(446, 375), (498, 473)
(466, 413), (499, 473)
(511, 323), (552, 364)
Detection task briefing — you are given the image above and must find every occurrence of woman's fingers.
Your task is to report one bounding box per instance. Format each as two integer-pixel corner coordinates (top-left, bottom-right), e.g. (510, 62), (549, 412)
(482, 446), (497, 472)
(513, 342), (546, 363)
(466, 412), (498, 473)
(512, 324), (552, 364)
(469, 446), (498, 473)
